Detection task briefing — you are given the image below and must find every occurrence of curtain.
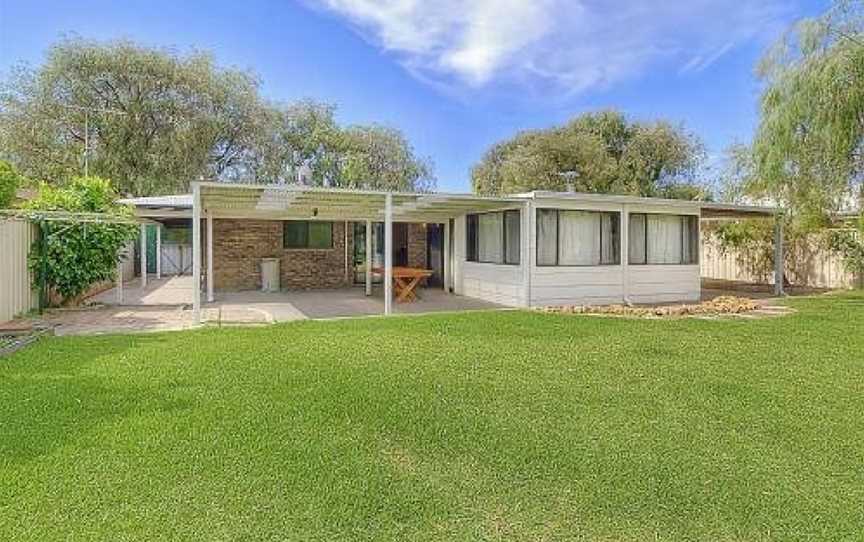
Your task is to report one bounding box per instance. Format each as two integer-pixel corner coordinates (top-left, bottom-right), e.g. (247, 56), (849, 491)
(478, 212), (503, 263)
(504, 211), (521, 264)
(681, 215), (699, 264)
(600, 213), (619, 264)
(647, 214), (683, 264)
(537, 209), (557, 265)
(558, 211), (600, 265)
(629, 214), (646, 264)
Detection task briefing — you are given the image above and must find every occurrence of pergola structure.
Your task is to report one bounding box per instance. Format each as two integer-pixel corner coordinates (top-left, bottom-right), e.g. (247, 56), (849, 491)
(700, 201), (786, 297)
(119, 183), (783, 324)
(190, 182), (523, 322)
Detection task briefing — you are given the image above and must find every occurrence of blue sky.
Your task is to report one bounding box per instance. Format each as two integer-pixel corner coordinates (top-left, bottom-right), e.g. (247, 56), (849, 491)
(0, 0), (830, 191)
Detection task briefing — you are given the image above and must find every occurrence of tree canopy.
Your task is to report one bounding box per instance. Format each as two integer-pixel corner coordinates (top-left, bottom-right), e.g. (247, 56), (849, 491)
(741, 0), (864, 226)
(0, 38), (434, 195)
(471, 110), (707, 199)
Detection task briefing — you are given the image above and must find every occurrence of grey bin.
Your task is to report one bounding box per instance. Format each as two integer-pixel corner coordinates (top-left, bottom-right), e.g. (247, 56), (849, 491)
(260, 258), (280, 292)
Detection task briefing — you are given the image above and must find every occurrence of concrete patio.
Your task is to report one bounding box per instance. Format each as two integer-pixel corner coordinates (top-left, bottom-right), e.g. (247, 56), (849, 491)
(47, 276), (505, 335)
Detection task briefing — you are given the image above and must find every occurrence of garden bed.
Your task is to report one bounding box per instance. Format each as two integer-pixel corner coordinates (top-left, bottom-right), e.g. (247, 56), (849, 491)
(540, 295), (761, 318)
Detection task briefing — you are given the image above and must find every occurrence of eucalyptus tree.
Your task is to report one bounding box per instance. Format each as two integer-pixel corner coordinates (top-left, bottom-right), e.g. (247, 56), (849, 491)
(0, 37), (436, 195)
(0, 37), (269, 196)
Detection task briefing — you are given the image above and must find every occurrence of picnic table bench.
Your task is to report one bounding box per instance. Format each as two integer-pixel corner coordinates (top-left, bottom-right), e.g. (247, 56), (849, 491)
(372, 266), (433, 302)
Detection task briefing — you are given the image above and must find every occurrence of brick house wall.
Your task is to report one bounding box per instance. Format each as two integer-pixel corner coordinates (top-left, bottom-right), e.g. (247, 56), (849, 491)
(407, 223), (427, 269)
(212, 219), (428, 290)
(213, 219), (352, 290)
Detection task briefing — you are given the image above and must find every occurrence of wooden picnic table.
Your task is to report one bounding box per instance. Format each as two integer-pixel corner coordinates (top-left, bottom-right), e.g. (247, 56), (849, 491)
(372, 266), (433, 303)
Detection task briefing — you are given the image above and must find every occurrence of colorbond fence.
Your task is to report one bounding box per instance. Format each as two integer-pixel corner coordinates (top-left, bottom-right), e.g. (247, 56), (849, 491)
(701, 230), (862, 289)
(0, 218), (38, 323)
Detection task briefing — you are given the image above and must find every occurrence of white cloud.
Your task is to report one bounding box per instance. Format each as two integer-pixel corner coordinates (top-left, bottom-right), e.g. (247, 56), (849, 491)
(310, 0), (794, 94)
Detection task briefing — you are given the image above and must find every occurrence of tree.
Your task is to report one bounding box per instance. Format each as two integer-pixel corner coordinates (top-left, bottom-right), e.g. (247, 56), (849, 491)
(336, 125), (434, 191)
(471, 110), (706, 198)
(0, 37), (436, 194)
(0, 37), (270, 196)
(748, 0), (864, 224)
(0, 160), (22, 208)
(25, 177), (138, 305)
(714, 1), (864, 284)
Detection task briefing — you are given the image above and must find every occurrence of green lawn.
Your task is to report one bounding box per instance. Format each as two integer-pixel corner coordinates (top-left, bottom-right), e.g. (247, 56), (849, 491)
(2, 293), (863, 541)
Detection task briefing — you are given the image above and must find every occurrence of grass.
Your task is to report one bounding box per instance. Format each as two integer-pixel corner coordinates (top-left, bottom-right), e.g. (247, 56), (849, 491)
(1, 293), (863, 541)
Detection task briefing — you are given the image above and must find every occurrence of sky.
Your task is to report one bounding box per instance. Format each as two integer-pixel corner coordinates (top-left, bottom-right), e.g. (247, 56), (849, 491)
(0, 0), (831, 192)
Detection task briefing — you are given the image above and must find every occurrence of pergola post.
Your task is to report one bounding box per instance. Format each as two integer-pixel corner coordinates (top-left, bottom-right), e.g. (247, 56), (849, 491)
(155, 223), (161, 279)
(621, 204), (630, 304)
(443, 219), (450, 293)
(192, 184), (202, 323)
(140, 223), (147, 288)
(206, 215), (214, 303)
(365, 220), (372, 296)
(116, 252), (124, 304)
(774, 216), (784, 296)
(384, 193), (393, 315)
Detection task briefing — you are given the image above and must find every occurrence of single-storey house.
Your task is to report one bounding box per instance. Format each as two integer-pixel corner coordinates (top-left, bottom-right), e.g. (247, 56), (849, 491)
(122, 182), (779, 322)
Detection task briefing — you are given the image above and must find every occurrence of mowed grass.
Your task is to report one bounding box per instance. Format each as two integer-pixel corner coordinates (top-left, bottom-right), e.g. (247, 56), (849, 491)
(1, 293), (863, 541)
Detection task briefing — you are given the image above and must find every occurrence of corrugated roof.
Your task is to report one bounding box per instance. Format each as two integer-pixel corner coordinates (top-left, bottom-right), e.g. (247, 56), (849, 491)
(119, 194), (193, 208)
(119, 184), (780, 219)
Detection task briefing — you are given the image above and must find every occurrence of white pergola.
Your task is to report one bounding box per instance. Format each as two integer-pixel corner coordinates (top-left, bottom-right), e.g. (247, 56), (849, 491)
(190, 182), (523, 323)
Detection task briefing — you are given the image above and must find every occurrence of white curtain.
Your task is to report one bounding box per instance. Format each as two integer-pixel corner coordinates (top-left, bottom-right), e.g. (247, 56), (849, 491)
(647, 215), (683, 264)
(629, 214), (646, 264)
(559, 211), (600, 265)
(537, 210), (557, 265)
(478, 212), (503, 263)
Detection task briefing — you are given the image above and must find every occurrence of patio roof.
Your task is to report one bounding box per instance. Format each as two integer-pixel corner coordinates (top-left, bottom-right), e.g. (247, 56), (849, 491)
(197, 182), (522, 222)
(123, 184), (780, 222)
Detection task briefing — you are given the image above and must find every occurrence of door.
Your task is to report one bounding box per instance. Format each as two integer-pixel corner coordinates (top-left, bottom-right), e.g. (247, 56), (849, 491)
(426, 223), (444, 287)
(353, 222), (409, 284)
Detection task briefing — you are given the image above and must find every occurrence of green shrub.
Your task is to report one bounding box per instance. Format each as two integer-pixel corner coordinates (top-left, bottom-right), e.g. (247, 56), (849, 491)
(26, 177), (138, 305)
(0, 160), (22, 208)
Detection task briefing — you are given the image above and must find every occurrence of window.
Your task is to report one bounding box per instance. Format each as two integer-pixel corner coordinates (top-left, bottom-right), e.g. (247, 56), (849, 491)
(504, 210), (521, 265)
(629, 214), (698, 265)
(283, 221), (333, 249)
(536, 209), (620, 266)
(466, 210), (520, 265)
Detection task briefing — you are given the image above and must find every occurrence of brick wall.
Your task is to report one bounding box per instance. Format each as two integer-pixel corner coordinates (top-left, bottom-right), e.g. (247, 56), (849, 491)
(213, 219), (352, 290)
(407, 223), (427, 269)
(212, 219), (428, 290)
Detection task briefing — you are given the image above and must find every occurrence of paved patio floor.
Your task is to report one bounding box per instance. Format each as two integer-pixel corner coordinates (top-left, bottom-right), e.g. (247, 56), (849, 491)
(48, 277), (504, 335)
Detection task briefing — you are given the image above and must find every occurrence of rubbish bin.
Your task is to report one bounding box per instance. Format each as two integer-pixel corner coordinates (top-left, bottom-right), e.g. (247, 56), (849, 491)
(261, 258), (280, 292)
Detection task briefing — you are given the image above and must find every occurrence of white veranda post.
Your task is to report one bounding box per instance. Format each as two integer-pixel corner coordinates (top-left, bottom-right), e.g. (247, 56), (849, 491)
(365, 220), (372, 296)
(115, 254), (124, 304)
(140, 223), (147, 288)
(155, 224), (161, 279)
(443, 219), (450, 293)
(384, 194), (393, 315)
(207, 215), (214, 303)
(192, 184), (202, 323)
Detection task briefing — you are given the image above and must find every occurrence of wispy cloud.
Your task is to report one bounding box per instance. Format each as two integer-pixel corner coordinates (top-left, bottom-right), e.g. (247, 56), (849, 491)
(309, 0), (795, 95)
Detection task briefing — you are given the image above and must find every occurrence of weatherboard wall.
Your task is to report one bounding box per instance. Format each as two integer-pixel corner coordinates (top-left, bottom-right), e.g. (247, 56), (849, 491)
(451, 198), (702, 308)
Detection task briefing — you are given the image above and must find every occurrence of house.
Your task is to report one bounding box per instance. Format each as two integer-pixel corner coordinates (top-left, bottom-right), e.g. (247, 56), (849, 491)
(121, 182), (779, 322)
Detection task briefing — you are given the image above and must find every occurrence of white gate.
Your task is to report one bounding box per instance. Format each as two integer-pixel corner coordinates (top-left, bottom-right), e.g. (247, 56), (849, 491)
(160, 244), (193, 276)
